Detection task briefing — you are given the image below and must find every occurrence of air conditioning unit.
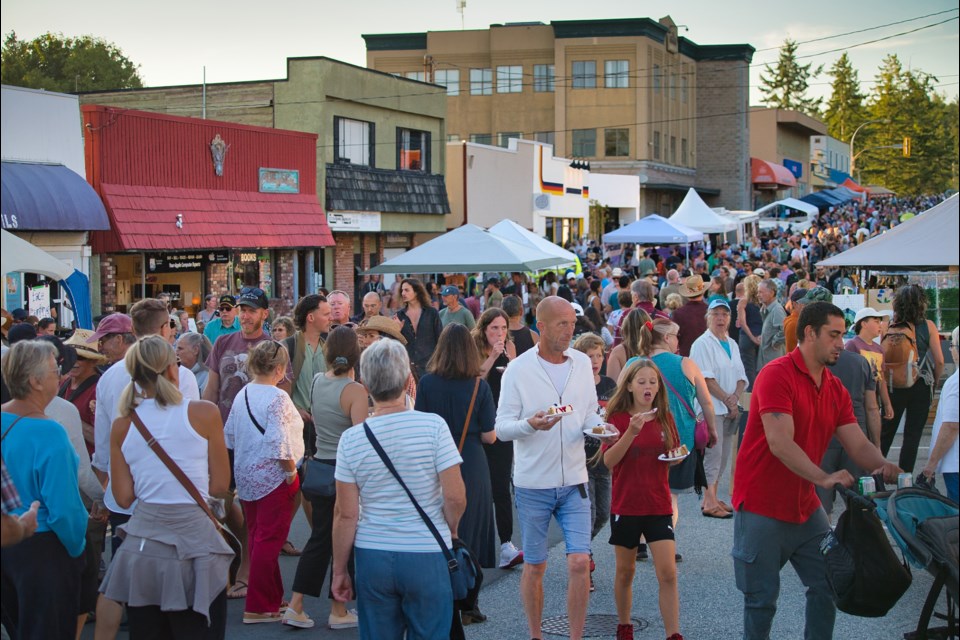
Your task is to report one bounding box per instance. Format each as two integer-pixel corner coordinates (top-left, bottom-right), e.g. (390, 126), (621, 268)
(533, 193), (551, 211)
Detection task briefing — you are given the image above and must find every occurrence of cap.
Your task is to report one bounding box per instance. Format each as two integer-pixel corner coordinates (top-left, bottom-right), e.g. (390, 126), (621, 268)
(486, 277), (500, 286)
(218, 295), (237, 309)
(707, 298), (731, 311)
(11, 308), (28, 321)
(790, 288), (809, 303)
(87, 313), (134, 343)
(440, 285), (460, 297)
(565, 271), (576, 281)
(7, 323), (37, 344)
(356, 315), (407, 345)
(571, 302), (585, 317)
(64, 329), (108, 362)
(611, 267), (624, 277)
(802, 286), (833, 304)
(853, 307), (892, 325)
(753, 268), (767, 277)
(236, 287), (269, 310)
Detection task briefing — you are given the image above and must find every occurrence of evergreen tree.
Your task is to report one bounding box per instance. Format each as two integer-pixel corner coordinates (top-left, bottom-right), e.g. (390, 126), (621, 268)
(824, 53), (865, 141)
(758, 39), (823, 116)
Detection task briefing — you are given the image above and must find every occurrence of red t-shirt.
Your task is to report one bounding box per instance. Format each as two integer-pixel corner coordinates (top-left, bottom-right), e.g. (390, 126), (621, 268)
(732, 349), (858, 523)
(605, 412), (673, 517)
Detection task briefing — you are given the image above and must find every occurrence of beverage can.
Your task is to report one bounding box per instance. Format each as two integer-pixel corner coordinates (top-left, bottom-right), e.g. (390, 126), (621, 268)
(897, 473), (913, 489)
(858, 476), (876, 496)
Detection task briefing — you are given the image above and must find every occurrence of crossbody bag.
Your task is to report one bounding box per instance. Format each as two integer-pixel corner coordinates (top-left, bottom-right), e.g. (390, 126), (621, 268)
(660, 374), (709, 450)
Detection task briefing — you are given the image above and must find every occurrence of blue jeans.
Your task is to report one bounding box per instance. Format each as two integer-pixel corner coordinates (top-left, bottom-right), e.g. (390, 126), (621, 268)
(732, 508), (835, 640)
(354, 547), (452, 640)
(515, 485), (591, 564)
(944, 472), (959, 504)
(587, 466), (611, 539)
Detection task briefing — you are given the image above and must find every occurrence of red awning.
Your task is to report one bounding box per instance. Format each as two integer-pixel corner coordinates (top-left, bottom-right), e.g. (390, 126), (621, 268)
(92, 184), (334, 253)
(841, 178), (867, 193)
(751, 158), (797, 189)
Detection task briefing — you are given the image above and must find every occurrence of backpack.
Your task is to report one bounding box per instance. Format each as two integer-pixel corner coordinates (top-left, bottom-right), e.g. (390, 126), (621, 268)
(881, 322), (919, 390)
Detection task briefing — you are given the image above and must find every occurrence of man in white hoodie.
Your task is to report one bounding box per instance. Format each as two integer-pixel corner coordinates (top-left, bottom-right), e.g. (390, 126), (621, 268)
(496, 296), (609, 640)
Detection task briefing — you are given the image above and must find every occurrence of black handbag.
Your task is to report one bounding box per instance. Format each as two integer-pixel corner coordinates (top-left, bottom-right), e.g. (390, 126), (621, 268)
(362, 421), (480, 601)
(301, 458), (337, 499)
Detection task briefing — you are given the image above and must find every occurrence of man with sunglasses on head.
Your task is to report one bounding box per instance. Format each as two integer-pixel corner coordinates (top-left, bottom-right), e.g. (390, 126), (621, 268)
(203, 294), (241, 345)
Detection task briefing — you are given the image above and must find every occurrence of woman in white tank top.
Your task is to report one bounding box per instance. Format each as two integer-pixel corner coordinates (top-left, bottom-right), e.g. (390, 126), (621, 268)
(100, 336), (232, 640)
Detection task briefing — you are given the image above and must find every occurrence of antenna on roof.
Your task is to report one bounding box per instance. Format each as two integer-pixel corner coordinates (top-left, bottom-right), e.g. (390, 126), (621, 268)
(455, 0), (466, 30)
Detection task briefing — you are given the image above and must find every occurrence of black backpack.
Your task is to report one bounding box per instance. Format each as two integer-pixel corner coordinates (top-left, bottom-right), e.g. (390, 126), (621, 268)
(821, 486), (912, 617)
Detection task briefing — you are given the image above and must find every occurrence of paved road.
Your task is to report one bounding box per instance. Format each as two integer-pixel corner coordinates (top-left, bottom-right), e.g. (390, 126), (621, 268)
(83, 429), (948, 640)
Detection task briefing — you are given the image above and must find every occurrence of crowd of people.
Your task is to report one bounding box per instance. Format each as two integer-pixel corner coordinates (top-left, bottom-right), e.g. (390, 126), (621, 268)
(1, 192), (957, 640)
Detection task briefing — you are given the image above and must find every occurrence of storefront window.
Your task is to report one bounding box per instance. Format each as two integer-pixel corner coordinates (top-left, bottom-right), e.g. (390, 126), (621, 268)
(544, 217), (583, 247)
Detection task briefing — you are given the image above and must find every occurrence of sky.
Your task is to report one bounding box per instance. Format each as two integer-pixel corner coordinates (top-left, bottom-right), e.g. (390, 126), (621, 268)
(2, 0), (958, 105)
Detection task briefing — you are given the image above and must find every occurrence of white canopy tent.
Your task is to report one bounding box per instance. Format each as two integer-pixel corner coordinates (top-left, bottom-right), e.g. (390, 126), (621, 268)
(818, 194), (959, 270)
(487, 219), (578, 265)
(755, 198), (819, 217)
(668, 188), (737, 233)
(367, 224), (575, 274)
(602, 214), (703, 244)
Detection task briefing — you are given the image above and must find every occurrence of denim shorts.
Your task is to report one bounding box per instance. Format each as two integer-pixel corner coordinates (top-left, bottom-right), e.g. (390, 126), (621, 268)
(515, 485), (592, 565)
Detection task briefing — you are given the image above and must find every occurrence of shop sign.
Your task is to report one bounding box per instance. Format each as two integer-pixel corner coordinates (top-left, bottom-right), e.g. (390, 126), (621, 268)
(146, 252), (210, 273)
(326, 211), (382, 232)
(384, 233), (410, 247)
(783, 158), (803, 179)
(259, 168), (300, 194)
(239, 252), (260, 263)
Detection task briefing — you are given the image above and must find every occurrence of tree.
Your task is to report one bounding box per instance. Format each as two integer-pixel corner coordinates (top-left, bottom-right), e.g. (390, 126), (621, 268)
(758, 39), (823, 117)
(823, 53), (866, 141)
(1, 31), (143, 93)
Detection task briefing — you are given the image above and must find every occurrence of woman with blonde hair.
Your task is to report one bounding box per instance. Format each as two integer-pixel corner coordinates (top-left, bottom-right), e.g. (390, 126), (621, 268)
(99, 335), (233, 638)
(736, 274), (763, 388)
(223, 341), (304, 624)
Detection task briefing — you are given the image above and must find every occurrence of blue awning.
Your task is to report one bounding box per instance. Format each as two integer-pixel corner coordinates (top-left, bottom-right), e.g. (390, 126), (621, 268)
(1, 161), (110, 231)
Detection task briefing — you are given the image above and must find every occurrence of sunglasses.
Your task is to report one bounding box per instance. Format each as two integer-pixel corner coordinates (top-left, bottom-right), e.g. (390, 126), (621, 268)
(169, 319), (177, 329)
(239, 286), (265, 297)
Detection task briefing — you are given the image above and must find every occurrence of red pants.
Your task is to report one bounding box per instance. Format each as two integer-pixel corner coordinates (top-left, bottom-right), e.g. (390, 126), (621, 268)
(241, 478), (299, 614)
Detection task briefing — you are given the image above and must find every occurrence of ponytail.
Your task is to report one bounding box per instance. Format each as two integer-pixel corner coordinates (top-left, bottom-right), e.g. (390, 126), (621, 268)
(118, 336), (182, 417)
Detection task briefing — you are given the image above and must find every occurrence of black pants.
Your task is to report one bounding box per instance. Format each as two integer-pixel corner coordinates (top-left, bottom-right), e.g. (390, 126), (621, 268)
(109, 510), (131, 555)
(881, 380), (932, 473)
(127, 589), (227, 640)
(291, 481), (355, 598)
(484, 439), (514, 545)
(1, 531), (84, 640)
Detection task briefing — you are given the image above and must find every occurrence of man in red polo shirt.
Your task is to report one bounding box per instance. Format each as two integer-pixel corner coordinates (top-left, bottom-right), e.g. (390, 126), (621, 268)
(732, 302), (900, 640)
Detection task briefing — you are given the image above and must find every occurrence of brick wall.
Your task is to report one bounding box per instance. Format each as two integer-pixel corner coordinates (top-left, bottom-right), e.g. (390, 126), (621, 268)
(334, 233), (355, 299)
(272, 250), (296, 316)
(99, 255), (117, 313)
(207, 262), (230, 297)
(696, 59), (750, 210)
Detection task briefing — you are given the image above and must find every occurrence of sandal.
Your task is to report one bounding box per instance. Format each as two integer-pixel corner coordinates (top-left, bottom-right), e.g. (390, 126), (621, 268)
(719, 501), (734, 513)
(281, 540), (302, 556)
(227, 580), (248, 599)
(702, 505), (733, 519)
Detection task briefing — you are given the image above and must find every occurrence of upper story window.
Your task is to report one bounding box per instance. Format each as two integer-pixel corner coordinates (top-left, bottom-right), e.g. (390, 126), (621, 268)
(397, 128), (430, 172)
(572, 129), (596, 157)
(335, 116), (374, 167)
(670, 136), (677, 164)
(681, 76), (689, 103)
(470, 68), (492, 95)
(434, 69), (460, 96)
(469, 133), (493, 145)
(534, 65), (555, 92)
(572, 61), (597, 89)
(604, 60), (629, 88)
(497, 66), (523, 93)
(534, 131), (555, 146)
(604, 128), (629, 157)
(653, 65), (662, 94)
(405, 71), (425, 82)
(498, 132), (521, 147)
(681, 138), (689, 165)
(653, 131), (661, 160)
(669, 74), (677, 100)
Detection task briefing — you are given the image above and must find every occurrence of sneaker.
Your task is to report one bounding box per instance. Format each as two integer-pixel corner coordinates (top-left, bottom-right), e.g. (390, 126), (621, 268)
(675, 553), (683, 563)
(617, 623), (635, 640)
(461, 608), (487, 625)
(281, 607), (314, 629)
(499, 542), (524, 568)
(328, 608), (358, 630)
(636, 543), (648, 561)
(666, 634), (685, 640)
(589, 573), (596, 592)
(243, 612), (282, 624)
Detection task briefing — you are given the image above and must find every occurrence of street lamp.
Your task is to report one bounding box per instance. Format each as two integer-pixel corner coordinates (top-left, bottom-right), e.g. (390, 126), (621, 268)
(849, 118), (890, 180)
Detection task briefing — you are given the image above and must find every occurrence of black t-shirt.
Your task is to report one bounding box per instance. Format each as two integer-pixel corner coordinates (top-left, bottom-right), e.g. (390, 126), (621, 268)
(585, 375), (618, 463)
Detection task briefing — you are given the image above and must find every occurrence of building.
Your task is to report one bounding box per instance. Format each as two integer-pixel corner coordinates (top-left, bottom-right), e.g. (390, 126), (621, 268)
(79, 57), (450, 305)
(446, 138), (639, 244)
(810, 134), (853, 190)
(2, 85), (110, 326)
(83, 105), (334, 316)
(748, 107), (827, 208)
(364, 16), (754, 216)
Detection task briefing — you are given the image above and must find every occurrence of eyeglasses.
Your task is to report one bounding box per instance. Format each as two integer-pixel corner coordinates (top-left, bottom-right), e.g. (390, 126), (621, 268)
(272, 341), (282, 359)
(239, 286), (265, 297)
(664, 332), (680, 340)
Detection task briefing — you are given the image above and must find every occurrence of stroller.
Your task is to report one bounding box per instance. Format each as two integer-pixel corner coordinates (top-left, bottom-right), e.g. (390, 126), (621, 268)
(875, 487), (959, 640)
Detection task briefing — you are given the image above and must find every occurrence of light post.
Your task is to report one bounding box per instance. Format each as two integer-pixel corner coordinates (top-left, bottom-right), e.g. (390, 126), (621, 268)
(849, 118), (889, 180)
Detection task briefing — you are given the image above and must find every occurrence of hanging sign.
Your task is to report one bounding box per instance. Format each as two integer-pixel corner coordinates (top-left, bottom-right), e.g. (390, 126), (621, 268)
(29, 284), (51, 319)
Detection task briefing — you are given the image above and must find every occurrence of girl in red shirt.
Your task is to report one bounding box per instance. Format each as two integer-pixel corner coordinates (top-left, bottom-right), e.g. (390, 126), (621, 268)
(601, 357), (683, 640)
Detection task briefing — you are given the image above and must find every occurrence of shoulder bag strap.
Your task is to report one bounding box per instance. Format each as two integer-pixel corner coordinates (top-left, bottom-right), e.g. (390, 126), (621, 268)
(1, 414), (32, 442)
(244, 388), (266, 435)
(458, 378), (481, 454)
(65, 375), (100, 403)
(362, 421), (457, 573)
(129, 409), (221, 529)
(660, 371), (697, 420)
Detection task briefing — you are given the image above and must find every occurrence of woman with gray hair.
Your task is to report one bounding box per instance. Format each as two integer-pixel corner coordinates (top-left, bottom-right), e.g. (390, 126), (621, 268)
(1, 340), (88, 639)
(331, 339), (466, 640)
(176, 332), (214, 395)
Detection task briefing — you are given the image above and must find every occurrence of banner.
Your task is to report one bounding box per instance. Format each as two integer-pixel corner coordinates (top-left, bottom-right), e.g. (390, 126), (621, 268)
(29, 283), (51, 319)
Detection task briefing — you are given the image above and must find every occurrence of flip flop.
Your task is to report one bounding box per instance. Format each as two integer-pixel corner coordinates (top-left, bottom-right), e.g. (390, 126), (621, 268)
(702, 505), (733, 519)
(227, 580), (248, 599)
(719, 501), (734, 513)
(281, 540), (301, 556)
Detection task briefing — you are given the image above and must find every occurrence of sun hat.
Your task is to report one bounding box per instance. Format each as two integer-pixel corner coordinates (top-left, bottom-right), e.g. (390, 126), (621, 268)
(64, 329), (108, 363)
(679, 274), (707, 298)
(611, 267), (624, 278)
(357, 315), (407, 345)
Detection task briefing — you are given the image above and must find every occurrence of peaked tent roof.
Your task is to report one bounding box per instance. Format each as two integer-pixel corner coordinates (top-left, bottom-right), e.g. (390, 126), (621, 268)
(668, 188), (737, 233)
(602, 214), (703, 244)
(487, 219), (578, 264)
(755, 197), (819, 217)
(818, 194), (959, 270)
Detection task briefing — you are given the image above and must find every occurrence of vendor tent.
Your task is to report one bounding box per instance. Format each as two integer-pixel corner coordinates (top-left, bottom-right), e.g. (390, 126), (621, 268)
(818, 194), (959, 270)
(367, 224), (573, 274)
(1, 229), (93, 328)
(668, 188), (737, 233)
(755, 198), (819, 218)
(602, 214), (703, 244)
(488, 219), (578, 265)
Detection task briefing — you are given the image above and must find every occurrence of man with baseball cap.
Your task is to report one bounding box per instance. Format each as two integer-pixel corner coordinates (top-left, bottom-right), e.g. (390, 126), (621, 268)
(203, 294), (241, 345)
(783, 288), (809, 354)
(845, 306), (895, 423)
(485, 276), (504, 309)
(439, 285), (475, 328)
(87, 313), (135, 365)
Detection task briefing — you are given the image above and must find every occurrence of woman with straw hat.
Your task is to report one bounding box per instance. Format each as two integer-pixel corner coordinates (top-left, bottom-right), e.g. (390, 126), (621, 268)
(61, 329), (108, 457)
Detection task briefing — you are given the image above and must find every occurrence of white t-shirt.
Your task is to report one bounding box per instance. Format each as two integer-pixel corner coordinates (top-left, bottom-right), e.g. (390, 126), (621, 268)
(930, 370), (959, 474)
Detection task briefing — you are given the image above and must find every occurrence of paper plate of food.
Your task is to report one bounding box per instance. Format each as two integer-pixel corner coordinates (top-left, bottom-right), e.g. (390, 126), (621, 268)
(583, 424), (619, 439)
(658, 444), (690, 462)
(546, 403), (575, 418)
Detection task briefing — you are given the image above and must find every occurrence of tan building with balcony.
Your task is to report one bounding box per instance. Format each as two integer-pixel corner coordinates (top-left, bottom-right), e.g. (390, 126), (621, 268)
(748, 107), (827, 208)
(364, 17), (755, 220)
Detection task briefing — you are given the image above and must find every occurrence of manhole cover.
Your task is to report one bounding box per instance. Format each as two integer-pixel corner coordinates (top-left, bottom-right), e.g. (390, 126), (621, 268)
(542, 613), (649, 637)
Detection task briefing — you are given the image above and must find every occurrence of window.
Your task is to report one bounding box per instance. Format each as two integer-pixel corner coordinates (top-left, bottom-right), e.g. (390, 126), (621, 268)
(681, 138), (689, 165)
(397, 128), (430, 172)
(335, 116), (374, 167)
(572, 129), (596, 157)
(534, 131), (555, 146)
(653, 65), (662, 93)
(670, 136), (677, 164)
(604, 128), (629, 157)
(496, 65), (523, 93)
(604, 60), (629, 88)
(653, 131), (661, 160)
(470, 68), (493, 95)
(534, 64), (555, 92)
(447, 134), (461, 142)
(670, 74), (676, 100)
(681, 76), (688, 103)
(405, 71), (425, 82)
(497, 132), (521, 148)
(572, 61), (596, 89)
(545, 217), (583, 246)
(434, 69), (460, 96)
(469, 133), (493, 145)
